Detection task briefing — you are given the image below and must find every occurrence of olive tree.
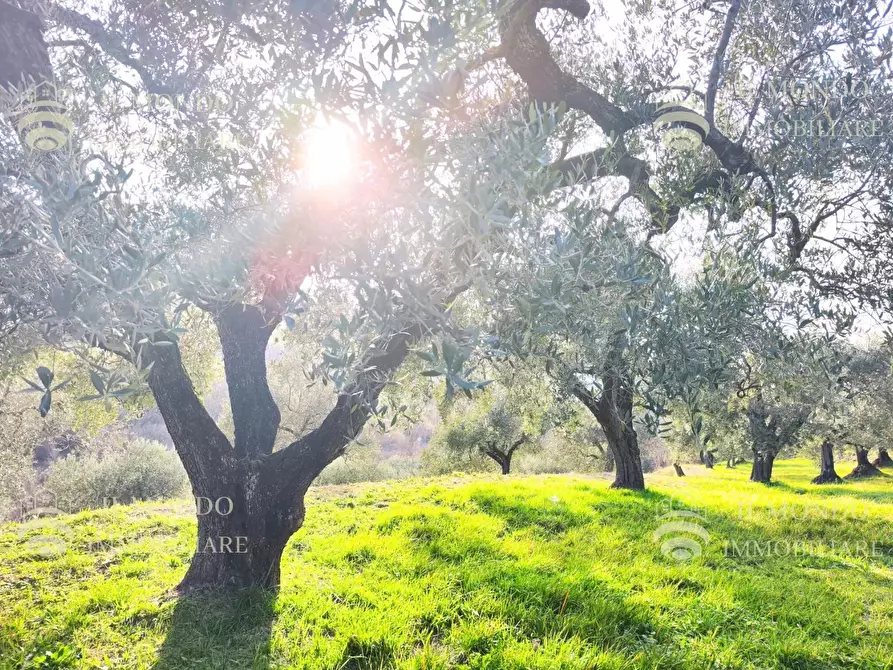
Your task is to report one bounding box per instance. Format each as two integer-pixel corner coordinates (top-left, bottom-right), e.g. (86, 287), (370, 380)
(757, 341), (893, 482)
(430, 398), (530, 474)
(427, 363), (553, 474)
(832, 345), (893, 479)
(432, 0), (893, 488)
(0, 0), (501, 591)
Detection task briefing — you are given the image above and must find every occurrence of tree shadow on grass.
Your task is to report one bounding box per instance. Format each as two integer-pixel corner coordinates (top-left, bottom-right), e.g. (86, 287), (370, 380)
(150, 589), (275, 670)
(148, 482), (892, 669)
(365, 500), (669, 665)
(410, 483), (892, 667)
(771, 477), (893, 505)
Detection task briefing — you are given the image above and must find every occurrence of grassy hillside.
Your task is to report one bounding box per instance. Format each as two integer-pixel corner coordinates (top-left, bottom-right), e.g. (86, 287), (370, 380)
(1, 460), (891, 670)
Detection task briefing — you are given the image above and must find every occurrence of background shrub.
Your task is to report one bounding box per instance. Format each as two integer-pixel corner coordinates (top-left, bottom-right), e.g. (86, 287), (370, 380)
(43, 439), (188, 512)
(314, 443), (419, 486)
(514, 429), (608, 474)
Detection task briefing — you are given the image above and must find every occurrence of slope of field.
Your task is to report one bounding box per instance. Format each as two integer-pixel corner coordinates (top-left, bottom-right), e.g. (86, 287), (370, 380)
(1, 460), (891, 669)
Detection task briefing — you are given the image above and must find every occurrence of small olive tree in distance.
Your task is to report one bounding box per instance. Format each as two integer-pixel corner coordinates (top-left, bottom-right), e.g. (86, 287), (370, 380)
(747, 341), (893, 482)
(430, 398), (531, 475)
(735, 337), (853, 484)
(829, 345), (893, 479)
(426, 364), (553, 475)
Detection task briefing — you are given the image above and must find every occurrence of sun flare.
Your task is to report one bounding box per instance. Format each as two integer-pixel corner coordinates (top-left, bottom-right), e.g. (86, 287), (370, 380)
(300, 121), (356, 189)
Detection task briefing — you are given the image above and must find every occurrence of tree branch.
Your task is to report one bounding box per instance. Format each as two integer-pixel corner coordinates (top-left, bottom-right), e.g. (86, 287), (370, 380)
(506, 434), (528, 458)
(141, 338), (234, 481)
(705, 0), (741, 124)
(571, 380), (603, 421)
(503, 2), (759, 235)
(267, 323), (422, 489)
(87, 330), (234, 480)
(214, 302), (281, 458)
(43, 1), (175, 94)
(500, 0), (635, 136)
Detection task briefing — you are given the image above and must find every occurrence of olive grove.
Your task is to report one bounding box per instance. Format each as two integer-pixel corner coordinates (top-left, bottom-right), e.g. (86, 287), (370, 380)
(2, 0), (892, 593)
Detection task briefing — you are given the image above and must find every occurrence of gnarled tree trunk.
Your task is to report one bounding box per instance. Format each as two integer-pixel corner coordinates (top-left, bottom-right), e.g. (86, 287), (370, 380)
(181, 467), (306, 590)
(484, 449), (512, 475)
(873, 448), (893, 469)
(572, 358), (644, 490)
(749, 452), (775, 483)
(140, 304), (416, 593)
(606, 420), (644, 489)
(844, 446), (883, 480)
(483, 435), (527, 475)
(746, 396), (807, 485)
(811, 438), (842, 484)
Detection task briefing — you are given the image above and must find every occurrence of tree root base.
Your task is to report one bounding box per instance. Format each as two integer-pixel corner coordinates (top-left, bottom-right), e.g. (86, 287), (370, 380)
(843, 463), (884, 479)
(872, 454), (893, 469)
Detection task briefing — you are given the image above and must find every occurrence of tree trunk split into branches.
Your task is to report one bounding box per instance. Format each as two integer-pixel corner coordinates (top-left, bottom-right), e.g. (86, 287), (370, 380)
(483, 435), (527, 475)
(140, 303), (421, 593)
(811, 439), (842, 485)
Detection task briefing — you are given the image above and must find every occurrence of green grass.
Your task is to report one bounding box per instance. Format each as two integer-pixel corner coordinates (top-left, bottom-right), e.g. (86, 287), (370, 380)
(1, 459), (891, 669)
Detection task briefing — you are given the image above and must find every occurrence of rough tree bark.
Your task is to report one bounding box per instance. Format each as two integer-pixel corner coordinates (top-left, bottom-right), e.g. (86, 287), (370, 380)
(873, 448), (893, 469)
(572, 364), (645, 490)
(0, 2), (50, 91)
(747, 399), (776, 483)
(749, 452), (775, 483)
(811, 438), (843, 484)
(139, 305), (419, 593)
(604, 445), (615, 473)
(844, 446), (884, 480)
